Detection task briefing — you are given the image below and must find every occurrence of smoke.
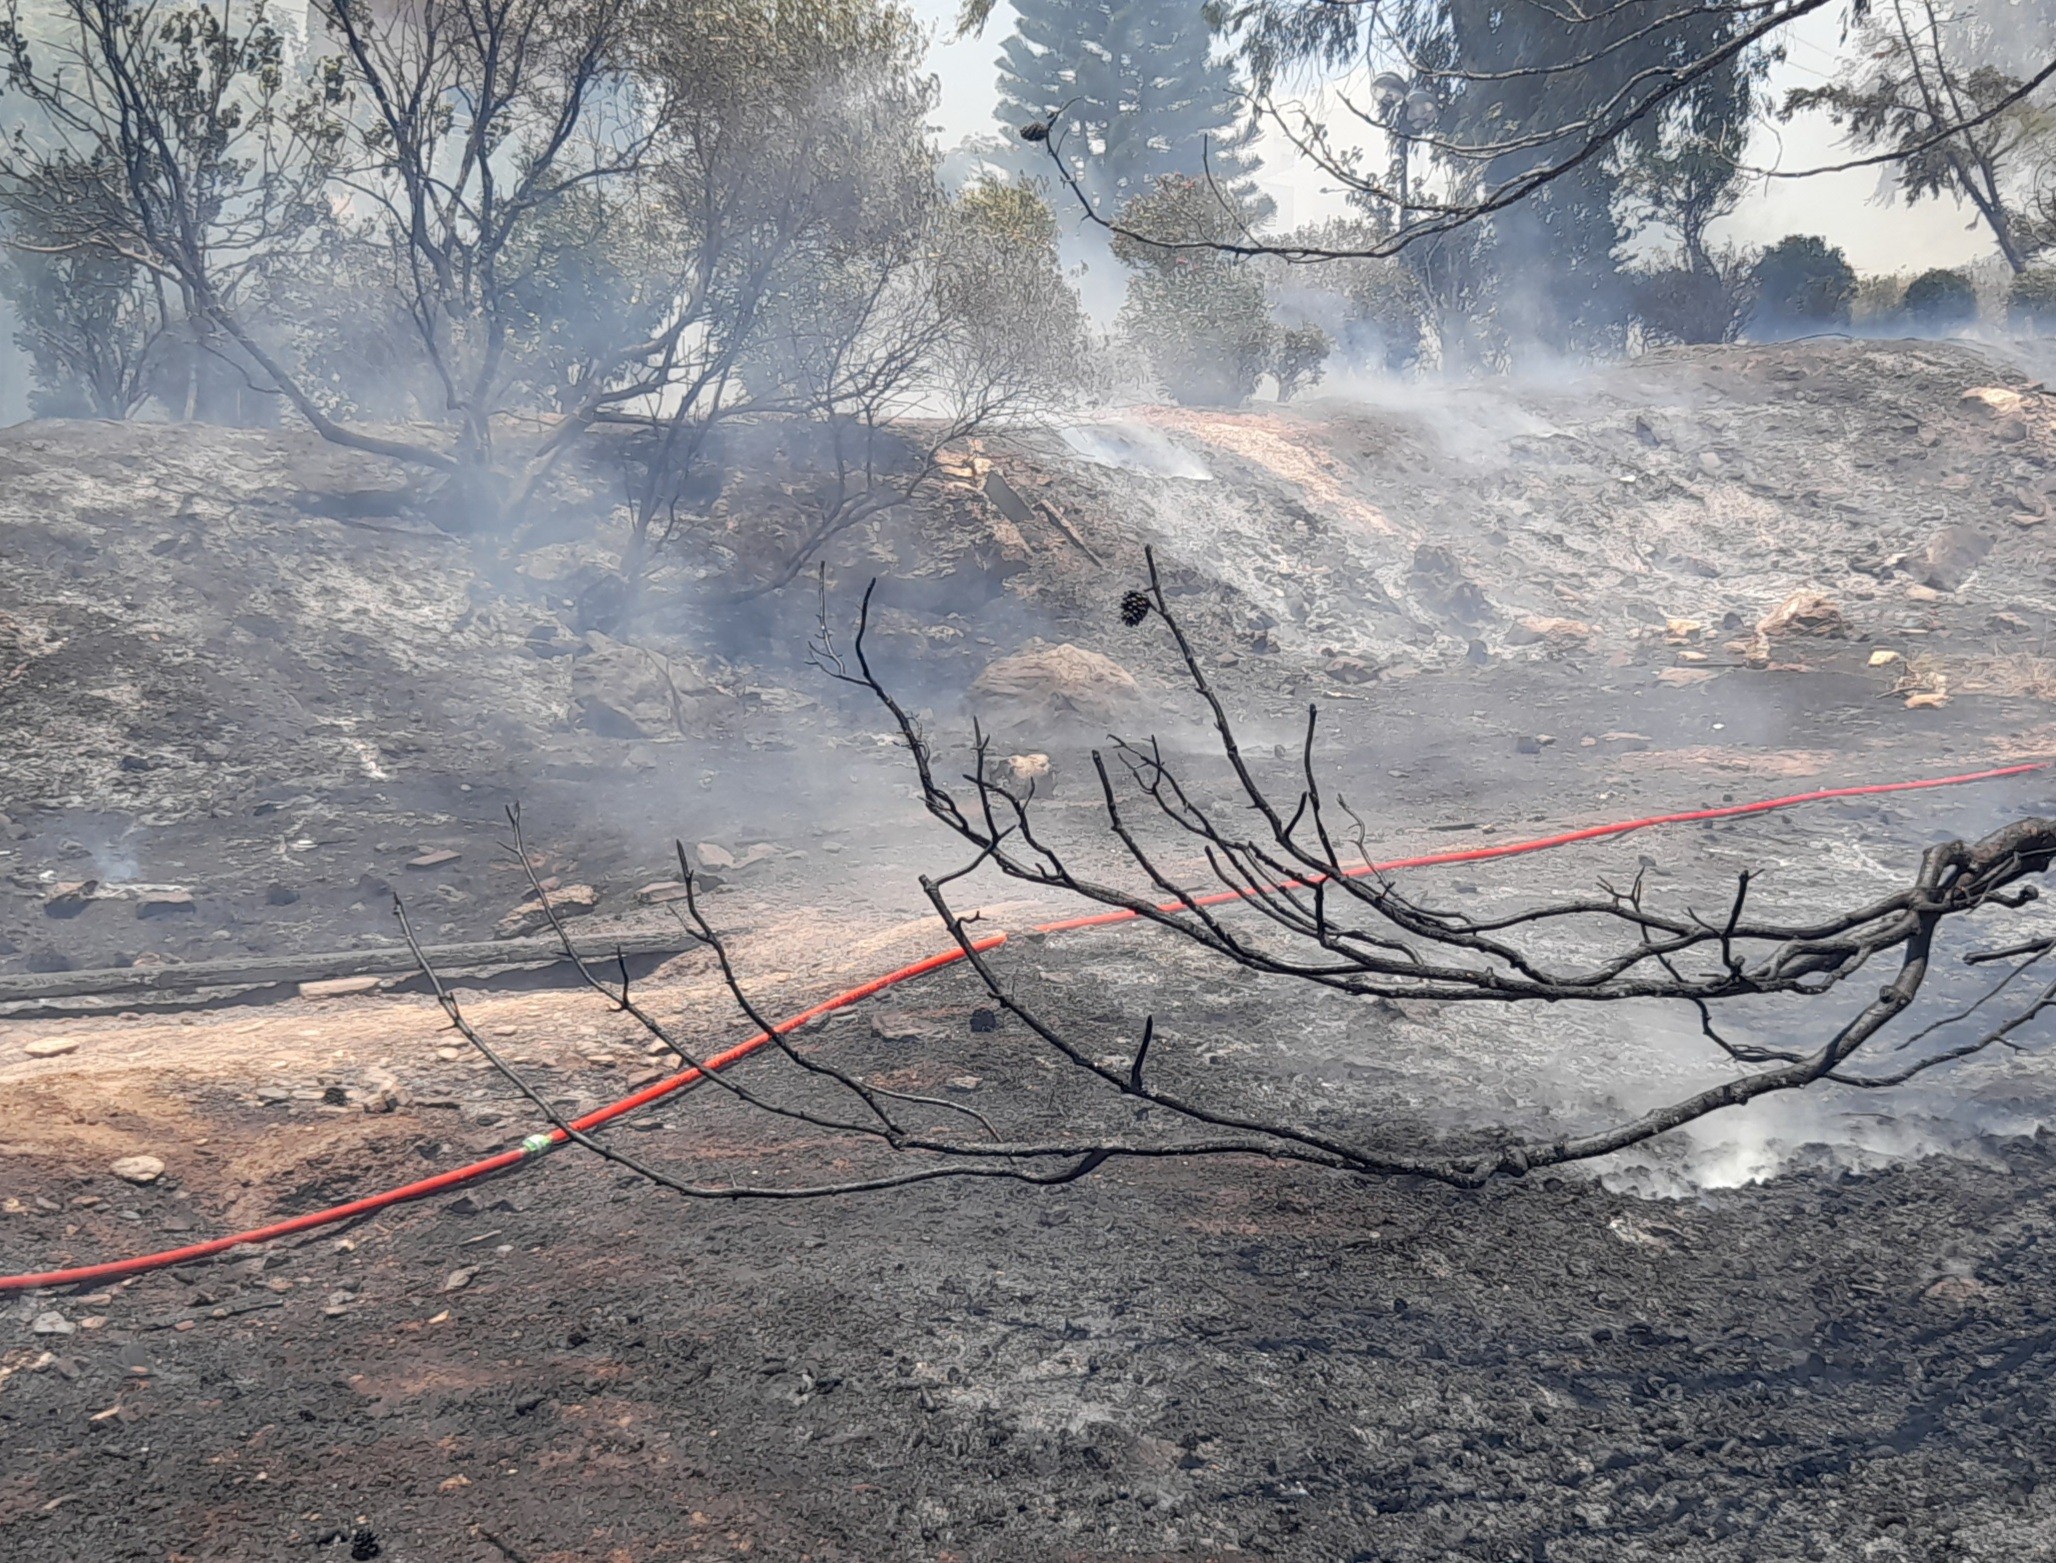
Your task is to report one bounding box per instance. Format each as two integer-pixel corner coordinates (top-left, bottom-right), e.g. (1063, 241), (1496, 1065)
(1059, 422), (1215, 480)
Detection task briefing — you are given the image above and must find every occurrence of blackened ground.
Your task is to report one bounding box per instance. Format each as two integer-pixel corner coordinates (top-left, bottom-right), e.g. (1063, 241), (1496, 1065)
(3, 956), (2054, 1563)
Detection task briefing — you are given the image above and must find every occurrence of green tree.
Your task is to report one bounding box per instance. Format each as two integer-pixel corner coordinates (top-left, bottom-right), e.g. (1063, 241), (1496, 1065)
(1114, 174), (1319, 404)
(1786, 0), (2043, 274)
(1263, 216), (1429, 372)
(0, 158), (169, 416)
(1220, 0), (1764, 358)
(0, 0), (342, 424)
(995, 0), (1258, 219)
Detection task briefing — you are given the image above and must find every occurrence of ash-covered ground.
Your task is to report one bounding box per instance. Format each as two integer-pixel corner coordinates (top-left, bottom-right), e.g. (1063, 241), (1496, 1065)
(5, 338), (2056, 1560)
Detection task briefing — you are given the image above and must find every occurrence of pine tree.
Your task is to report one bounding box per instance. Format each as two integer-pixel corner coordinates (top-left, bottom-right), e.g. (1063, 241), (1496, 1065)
(995, 0), (1257, 218)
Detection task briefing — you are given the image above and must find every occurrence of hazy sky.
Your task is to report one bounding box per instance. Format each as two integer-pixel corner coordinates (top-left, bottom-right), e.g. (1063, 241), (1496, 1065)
(911, 0), (1999, 275)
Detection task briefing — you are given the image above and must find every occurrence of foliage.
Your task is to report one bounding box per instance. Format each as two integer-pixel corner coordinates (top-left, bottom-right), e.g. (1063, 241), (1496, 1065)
(954, 174), (1061, 251)
(1785, 0), (2043, 273)
(1264, 217), (1430, 373)
(0, 0), (340, 421)
(934, 178), (1094, 405)
(1902, 267), (1979, 330)
(1114, 175), (1317, 405)
(622, 0), (946, 566)
(1853, 272), (1911, 326)
(1614, 57), (1761, 282)
(1270, 324), (1329, 401)
(1220, 0), (1765, 360)
(0, 0), (1088, 585)
(1629, 264), (1743, 346)
(0, 159), (166, 416)
(2011, 265), (2056, 331)
(1746, 235), (1856, 336)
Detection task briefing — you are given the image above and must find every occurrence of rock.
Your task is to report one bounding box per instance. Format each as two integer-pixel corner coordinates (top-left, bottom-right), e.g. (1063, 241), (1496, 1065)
(970, 642), (1140, 729)
(1323, 653), (1380, 683)
(1905, 692), (1950, 710)
(1911, 524), (1992, 593)
(696, 842), (737, 869)
(1656, 667), (1719, 686)
(135, 889), (195, 919)
(1756, 590), (1846, 639)
(983, 752), (1057, 794)
(266, 884), (300, 906)
(23, 1037), (79, 1058)
(299, 975), (381, 1000)
(42, 880), (98, 919)
(1923, 1274), (1986, 1305)
(637, 880), (692, 905)
(1408, 544), (1492, 626)
(570, 634), (718, 740)
(869, 1012), (922, 1044)
(406, 848), (461, 870)
(443, 1266), (477, 1292)
(30, 1312), (74, 1336)
(1960, 386), (2026, 419)
(359, 1066), (405, 1115)
(110, 1155), (165, 1185)
(494, 883), (600, 939)
(1868, 649), (1902, 667)
(1907, 583), (1945, 603)
(1506, 615), (1594, 648)
(946, 1075), (982, 1092)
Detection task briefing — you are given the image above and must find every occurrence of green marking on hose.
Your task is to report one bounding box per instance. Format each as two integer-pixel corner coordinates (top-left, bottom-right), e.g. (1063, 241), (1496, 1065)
(522, 1133), (556, 1156)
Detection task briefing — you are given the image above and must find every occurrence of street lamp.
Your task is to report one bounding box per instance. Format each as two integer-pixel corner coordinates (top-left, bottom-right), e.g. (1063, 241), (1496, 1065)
(1368, 73), (1437, 229)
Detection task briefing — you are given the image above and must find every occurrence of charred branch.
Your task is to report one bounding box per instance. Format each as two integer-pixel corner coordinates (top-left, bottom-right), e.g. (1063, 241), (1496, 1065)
(399, 569), (2056, 1205)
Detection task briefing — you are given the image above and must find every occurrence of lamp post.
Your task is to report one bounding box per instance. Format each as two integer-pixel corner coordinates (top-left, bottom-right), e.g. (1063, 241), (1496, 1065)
(1370, 72), (1440, 231)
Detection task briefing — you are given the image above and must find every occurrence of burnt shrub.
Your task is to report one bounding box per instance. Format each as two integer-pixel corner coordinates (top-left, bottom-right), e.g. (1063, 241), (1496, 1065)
(2010, 267), (2056, 334)
(1631, 267), (1739, 345)
(1902, 268), (1978, 332)
(1746, 235), (1855, 337)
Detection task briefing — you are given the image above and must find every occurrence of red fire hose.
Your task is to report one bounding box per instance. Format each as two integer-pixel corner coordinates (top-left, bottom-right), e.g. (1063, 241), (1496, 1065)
(1, 760), (2041, 1293)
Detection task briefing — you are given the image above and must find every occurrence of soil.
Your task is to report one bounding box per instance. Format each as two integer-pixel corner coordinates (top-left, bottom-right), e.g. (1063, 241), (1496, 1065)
(3, 951), (2055, 1562)
(6, 337), (2056, 1560)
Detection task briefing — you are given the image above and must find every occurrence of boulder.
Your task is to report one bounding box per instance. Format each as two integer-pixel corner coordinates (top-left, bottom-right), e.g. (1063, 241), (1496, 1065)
(1960, 386), (2027, 419)
(1408, 544), (1491, 626)
(970, 642), (1139, 729)
(570, 635), (718, 740)
(1757, 590), (1847, 639)
(110, 1154), (165, 1185)
(1911, 524), (1991, 593)
(494, 883), (600, 939)
(1506, 615), (1595, 649)
(983, 752), (1057, 795)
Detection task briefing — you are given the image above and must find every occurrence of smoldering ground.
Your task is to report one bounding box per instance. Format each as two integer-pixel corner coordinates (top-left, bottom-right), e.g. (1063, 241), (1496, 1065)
(7, 335), (2056, 1560)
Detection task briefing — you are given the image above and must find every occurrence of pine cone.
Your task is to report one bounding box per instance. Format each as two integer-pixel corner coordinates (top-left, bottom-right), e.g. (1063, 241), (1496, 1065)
(1119, 589), (1151, 627)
